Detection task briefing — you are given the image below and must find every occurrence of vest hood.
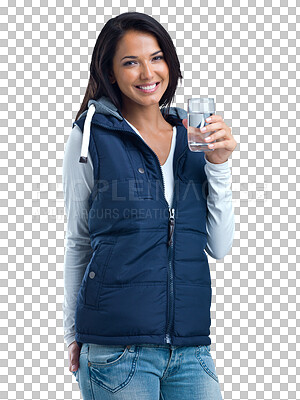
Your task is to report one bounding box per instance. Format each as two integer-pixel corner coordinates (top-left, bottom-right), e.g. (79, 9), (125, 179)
(73, 95), (187, 163)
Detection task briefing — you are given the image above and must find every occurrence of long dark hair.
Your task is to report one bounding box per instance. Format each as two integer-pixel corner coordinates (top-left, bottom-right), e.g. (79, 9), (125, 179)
(75, 11), (183, 121)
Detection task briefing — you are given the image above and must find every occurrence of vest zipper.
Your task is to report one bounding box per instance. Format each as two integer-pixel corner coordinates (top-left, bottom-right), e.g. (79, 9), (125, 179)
(149, 140), (176, 346)
(165, 207), (175, 344)
(164, 145), (187, 345)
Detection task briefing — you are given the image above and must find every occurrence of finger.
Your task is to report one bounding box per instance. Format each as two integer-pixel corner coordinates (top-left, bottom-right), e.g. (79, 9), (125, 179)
(205, 114), (224, 123)
(207, 139), (231, 149)
(200, 121), (225, 133)
(69, 362), (79, 373)
(187, 122), (223, 135)
(204, 129), (227, 142)
(69, 352), (80, 373)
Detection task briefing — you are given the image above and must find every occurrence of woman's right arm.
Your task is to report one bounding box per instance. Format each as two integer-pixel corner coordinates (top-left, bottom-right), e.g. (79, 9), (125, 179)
(62, 124), (94, 348)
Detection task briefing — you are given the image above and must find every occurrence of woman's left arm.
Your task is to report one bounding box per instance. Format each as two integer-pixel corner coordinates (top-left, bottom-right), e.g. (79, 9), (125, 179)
(204, 158), (235, 259)
(182, 116), (237, 259)
(200, 114), (236, 258)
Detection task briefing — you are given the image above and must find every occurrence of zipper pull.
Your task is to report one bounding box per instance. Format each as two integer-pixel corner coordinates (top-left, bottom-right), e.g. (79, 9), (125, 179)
(164, 333), (171, 344)
(168, 208), (175, 246)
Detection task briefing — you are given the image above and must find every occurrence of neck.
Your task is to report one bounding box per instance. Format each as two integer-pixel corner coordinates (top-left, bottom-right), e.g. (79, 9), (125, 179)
(121, 99), (168, 132)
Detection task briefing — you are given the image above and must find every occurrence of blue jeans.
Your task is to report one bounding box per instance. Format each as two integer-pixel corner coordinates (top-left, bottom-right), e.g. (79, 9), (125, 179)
(72, 343), (223, 400)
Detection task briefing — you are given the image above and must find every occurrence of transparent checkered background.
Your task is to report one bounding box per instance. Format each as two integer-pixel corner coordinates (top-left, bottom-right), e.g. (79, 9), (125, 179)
(1, 0), (299, 399)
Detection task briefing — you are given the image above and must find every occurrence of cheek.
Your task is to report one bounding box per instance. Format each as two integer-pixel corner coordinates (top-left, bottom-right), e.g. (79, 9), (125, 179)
(116, 69), (135, 84)
(123, 70), (139, 86)
(160, 64), (169, 80)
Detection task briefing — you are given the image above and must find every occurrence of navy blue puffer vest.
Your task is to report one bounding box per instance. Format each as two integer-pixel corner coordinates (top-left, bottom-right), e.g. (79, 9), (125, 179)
(73, 104), (211, 347)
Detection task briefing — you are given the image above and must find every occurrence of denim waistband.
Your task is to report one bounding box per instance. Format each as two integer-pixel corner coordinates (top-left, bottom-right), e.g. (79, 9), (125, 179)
(82, 342), (206, 353)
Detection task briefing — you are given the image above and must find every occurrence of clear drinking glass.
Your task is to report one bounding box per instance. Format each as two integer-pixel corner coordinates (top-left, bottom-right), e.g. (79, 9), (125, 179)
(187, 98), (216, 152)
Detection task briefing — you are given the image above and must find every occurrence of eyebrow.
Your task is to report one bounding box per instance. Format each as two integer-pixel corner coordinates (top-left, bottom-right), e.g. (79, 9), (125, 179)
(120, 50), (163, 62)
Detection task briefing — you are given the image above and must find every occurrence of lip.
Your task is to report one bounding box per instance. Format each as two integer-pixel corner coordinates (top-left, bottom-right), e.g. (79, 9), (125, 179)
(135, 82), (160, 93)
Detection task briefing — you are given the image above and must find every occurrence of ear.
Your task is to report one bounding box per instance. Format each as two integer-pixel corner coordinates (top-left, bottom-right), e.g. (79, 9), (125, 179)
(108, 72), (116, 84)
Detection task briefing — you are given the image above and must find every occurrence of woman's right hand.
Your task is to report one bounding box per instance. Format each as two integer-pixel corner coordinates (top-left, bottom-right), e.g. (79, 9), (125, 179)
(68, 341), (80, 372)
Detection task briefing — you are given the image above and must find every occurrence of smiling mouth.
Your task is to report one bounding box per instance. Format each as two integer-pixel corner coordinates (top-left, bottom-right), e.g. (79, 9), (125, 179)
(135, 82), (160, 92)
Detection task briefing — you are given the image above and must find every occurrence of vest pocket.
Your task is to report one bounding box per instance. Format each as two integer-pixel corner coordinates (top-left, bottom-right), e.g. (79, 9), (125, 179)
(84, 241), (116, 308)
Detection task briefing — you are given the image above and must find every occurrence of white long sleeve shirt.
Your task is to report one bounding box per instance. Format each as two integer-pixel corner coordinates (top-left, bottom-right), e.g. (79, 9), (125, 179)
(62, 122), (235, 348)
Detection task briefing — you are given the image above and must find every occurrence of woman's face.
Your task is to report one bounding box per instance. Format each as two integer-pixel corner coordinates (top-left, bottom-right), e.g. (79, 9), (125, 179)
(110, 30), (169, 109)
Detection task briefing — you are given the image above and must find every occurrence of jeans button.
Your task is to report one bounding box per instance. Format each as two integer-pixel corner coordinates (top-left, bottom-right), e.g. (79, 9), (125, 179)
(89, 271), (95, 279)
(138, 167), (145, 174)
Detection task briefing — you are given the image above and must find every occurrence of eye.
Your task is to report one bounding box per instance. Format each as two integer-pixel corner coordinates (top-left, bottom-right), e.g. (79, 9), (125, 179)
(153, 56), (164, 61)
(123, 56), (164, 66)
(123, 61), (136, 66)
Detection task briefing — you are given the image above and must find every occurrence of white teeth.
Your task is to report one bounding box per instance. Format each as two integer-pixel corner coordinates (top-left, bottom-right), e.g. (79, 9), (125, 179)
(137, 83), (157, 90)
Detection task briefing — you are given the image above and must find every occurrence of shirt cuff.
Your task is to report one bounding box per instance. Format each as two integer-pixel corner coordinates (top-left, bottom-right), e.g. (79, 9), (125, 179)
(65, 333), (77, 348)
(204, 154), (230, 171)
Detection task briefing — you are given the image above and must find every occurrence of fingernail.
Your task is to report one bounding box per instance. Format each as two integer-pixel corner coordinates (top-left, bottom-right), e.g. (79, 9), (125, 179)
(71, 365), (76, 371)
(206, 117), (211, 122)
(200, 127), (206, 132)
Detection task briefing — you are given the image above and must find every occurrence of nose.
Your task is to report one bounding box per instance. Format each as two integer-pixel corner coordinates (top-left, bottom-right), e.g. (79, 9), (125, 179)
(139, 62), (154, 80)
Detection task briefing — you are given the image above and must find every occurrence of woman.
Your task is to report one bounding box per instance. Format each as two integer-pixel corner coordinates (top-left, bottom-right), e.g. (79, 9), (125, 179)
(63, 11), (236, 400)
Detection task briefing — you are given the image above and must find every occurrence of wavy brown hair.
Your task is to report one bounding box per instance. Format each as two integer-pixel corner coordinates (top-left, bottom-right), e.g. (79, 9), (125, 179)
(75, 11), (183, 121)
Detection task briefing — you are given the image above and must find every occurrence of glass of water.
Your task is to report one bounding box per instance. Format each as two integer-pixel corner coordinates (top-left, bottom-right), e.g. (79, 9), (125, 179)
(187, 98), (216, 152)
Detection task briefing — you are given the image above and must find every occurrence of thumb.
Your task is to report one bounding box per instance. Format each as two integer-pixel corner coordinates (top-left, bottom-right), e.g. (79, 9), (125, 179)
(182, 118), (188, 128)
